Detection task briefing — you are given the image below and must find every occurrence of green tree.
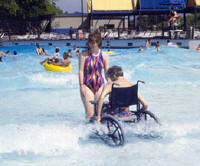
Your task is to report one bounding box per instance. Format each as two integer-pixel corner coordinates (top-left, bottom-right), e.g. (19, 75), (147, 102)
(0, 0), (62, 38)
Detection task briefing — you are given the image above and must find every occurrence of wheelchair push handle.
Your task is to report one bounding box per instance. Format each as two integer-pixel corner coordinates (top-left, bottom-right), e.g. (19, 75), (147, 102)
(137, 80), (145, 84)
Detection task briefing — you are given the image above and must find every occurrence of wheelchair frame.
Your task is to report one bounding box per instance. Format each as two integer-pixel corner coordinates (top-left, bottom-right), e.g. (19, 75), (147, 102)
(90, 81), (161, 147)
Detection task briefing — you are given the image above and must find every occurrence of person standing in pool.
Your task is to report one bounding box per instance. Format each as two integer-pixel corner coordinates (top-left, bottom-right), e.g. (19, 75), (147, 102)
(79, 32), (109, 121)
(155, 41), (161, 52)
(36, 43), (43, 55)
(13, 51), (17, 60)
(0, 51), (4, 62)
(145, 39), (151, 49)
(138, 45), (143, 53)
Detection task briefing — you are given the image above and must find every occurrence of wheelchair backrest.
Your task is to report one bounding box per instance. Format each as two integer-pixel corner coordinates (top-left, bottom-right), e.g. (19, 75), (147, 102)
(110, 83), (139, 110)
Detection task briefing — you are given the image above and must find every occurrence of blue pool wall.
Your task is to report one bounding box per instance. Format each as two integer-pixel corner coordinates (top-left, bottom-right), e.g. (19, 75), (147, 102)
(1, 39), (199, 50)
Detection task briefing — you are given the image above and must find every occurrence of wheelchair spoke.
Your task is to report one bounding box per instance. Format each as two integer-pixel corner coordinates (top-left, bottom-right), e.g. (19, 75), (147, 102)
(100, 115), (125, 146)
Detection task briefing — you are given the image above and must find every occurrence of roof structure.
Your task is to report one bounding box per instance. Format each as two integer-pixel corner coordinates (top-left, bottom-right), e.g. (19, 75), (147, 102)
(87, 0), (200, 15)
(87, 0), (137, 15)
(186, 0), (200, 12)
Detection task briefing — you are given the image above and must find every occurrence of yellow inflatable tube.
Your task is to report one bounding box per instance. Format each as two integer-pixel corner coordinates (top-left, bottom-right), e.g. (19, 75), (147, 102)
(104, 51), (115, 54)
(44, 61), (72, 72)
(168, 44), (178, 48)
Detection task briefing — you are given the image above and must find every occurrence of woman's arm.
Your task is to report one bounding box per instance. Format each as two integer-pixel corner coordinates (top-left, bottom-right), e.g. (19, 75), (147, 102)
(138, 92), (148, 110)
(79, 51), (86, 96)
(102, 52), (109, 80)
(97, 83), (112, 122)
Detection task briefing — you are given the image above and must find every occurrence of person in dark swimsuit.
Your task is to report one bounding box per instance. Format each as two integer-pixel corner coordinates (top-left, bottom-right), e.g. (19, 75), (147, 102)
(0, 51), (5, 62)
(79, 32), (109, 121)
(96, 66), (148, 123)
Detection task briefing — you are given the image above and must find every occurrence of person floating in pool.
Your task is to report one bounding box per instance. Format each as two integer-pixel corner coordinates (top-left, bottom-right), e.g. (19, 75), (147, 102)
(79, 31), (109, 121)
(167, 39), (173, 46)
(96, 66), (148, 123)
(76, 50), (80, 56)
(196, 44), (200, 52)
(155, 41), (160, 52)
(40, 48), (60, 65)
(13, 51), (17, 60)
(73, 45), (79, 52)
(4, 51), (10, 56)
(138, 45), (143, 53)
(52, 52), (71, 67)
(0, 50), (11, 61)
(53, 48), (60, 61)
(68, 49), (73, 58)
(145, 39), (151, 49)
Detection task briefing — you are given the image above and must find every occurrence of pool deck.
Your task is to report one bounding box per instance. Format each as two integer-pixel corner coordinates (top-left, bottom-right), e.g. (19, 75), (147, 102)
(0, 39), (200, 50)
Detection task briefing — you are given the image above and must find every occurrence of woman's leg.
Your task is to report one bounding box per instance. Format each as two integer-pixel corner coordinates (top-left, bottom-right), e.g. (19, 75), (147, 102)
(94, 85), (104, 101)
(80, 85), (95, 120)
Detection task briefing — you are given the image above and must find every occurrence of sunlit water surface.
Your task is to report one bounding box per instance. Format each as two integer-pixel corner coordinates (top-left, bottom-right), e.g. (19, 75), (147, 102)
(0, 45), (200, 166)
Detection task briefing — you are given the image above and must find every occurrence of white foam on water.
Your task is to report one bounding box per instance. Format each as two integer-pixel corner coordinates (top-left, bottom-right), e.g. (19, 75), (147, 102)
(1, 46), (200, 166)
(28, 73), (78, 86)
(0, 123), (89, 155)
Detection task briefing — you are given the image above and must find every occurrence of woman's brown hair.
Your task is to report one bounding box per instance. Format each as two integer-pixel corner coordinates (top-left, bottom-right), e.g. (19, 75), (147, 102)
(88, 32), (102, 48)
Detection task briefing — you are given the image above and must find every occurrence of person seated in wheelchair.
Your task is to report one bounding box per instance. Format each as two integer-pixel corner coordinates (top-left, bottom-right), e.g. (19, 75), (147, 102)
(96, 66), (148, 123)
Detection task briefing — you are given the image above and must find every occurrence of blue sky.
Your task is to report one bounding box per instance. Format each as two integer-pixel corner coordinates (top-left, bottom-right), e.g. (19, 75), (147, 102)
(56, 0), (87, 13)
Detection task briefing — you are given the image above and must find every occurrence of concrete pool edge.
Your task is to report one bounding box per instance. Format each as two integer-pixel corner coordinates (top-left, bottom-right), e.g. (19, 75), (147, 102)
(1, 39), (199, 50)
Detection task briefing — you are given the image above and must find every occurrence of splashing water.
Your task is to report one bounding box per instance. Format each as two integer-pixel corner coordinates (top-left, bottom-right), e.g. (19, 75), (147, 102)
(0, 45), (200, 166)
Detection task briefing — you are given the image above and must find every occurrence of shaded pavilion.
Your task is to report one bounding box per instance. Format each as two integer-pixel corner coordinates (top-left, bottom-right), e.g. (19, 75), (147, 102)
(86, 0), (200, 33)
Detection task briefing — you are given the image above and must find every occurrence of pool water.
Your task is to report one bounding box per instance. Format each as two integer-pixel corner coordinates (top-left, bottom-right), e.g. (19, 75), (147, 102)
(0, 45), (200, 166)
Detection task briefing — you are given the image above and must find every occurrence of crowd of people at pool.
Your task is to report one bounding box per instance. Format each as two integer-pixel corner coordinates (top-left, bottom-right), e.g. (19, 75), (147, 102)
(0, 30), (200, 123)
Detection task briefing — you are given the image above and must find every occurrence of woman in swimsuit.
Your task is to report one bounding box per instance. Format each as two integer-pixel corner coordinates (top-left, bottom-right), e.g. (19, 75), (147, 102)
(79, 32), (109, 120)
(96, 66), (148, 123)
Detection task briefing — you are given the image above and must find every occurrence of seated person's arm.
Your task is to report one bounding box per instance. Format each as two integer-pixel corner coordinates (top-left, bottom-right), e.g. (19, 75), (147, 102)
(138, 92), (148, 110)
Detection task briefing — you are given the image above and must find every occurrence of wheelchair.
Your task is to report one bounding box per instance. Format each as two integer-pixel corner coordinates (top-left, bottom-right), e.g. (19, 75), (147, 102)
(90, 81), (161, 147)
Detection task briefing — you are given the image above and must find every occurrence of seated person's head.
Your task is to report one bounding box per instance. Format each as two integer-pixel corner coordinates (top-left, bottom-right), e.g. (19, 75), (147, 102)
(63, 52), (69, 59)
(106, 66), (123, 82)
(13, 51), (17, 55)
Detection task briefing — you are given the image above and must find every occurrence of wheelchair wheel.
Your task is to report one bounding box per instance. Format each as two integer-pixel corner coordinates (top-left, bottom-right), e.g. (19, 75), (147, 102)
(131, 110), (161, 125)
(100, 115), (125, 146)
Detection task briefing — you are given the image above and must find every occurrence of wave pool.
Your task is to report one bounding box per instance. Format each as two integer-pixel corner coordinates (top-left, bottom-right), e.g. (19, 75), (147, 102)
(0, 45), (200, 166)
